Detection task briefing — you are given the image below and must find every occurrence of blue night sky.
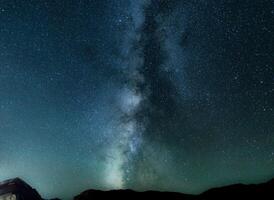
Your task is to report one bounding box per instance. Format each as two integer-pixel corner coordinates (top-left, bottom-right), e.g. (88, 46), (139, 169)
(0, 0), (273, 199)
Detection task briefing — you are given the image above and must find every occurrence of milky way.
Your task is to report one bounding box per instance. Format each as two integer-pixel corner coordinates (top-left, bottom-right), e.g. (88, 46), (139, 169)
(0, 1), (274, 200)
(103, 0), (149, 188)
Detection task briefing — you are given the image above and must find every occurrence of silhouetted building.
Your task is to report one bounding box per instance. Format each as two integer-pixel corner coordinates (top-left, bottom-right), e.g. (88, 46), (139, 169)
(0, 178), (42, 200)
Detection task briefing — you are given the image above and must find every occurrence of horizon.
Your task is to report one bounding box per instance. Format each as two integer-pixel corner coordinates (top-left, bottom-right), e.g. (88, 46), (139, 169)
(1, 176), (274, 199)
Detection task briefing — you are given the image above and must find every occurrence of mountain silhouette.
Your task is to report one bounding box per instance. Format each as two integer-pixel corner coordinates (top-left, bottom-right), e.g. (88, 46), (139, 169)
(74, 179), (274, 200)
(1, 177), (274, 200)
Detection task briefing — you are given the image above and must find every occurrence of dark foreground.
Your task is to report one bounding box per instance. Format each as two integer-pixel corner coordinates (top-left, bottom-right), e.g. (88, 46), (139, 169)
(1, 178), (274, 200)
(74, 179), (274, 200)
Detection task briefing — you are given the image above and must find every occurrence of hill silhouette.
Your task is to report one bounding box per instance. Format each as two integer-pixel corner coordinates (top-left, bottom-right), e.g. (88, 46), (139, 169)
(1, 177), (274, 200)
(74, 179), (274, 200)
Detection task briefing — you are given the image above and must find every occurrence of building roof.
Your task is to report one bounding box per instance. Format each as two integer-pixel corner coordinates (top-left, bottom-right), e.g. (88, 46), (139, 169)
(0, 178), (42, 200)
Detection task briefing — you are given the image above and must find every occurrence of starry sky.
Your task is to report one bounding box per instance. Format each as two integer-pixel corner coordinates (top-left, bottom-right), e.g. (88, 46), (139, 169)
(0, 0), (273, 199)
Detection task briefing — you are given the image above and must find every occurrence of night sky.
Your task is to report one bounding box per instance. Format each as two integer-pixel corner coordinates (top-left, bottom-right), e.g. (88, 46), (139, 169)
(0, 0), (274, 199)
